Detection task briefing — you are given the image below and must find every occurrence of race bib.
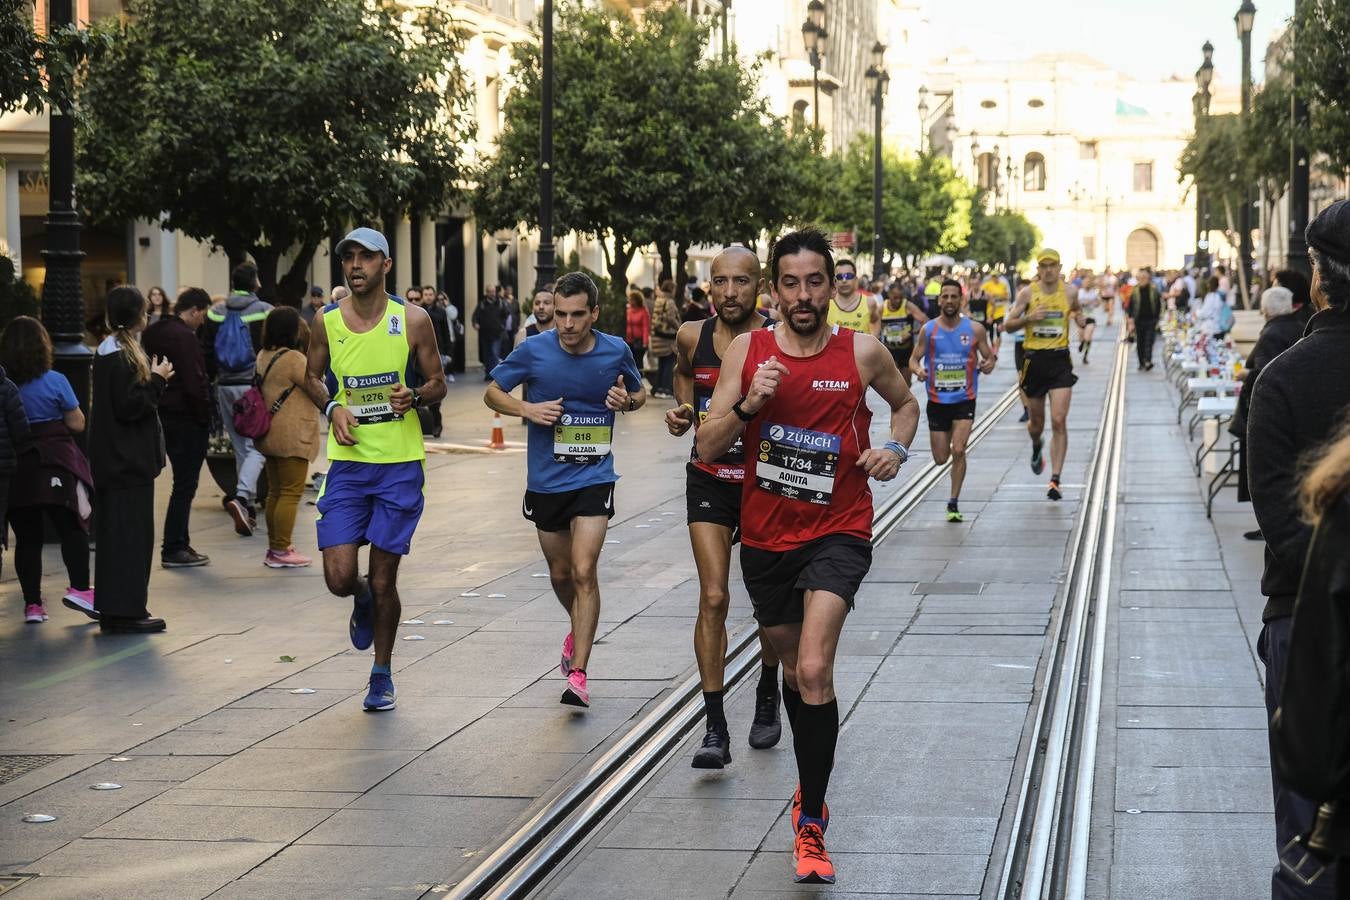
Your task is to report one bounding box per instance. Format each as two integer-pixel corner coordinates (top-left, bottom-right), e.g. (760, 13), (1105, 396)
(968, 302), (988, 323)
(755, 422), (840, 506)
(343, 372), (402, 424)
(881, 319), (912, 348)
(934, 363), (968, 392)
(1032, 311), (1066, 340)
(553, 410), (614, 464)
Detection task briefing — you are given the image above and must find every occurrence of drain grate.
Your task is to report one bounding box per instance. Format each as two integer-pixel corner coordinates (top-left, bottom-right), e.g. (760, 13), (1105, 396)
(0, 755), (64, 785)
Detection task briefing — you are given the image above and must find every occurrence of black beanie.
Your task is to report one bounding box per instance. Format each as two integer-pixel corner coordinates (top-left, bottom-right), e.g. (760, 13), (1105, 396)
(1306, 199), (1350, 265)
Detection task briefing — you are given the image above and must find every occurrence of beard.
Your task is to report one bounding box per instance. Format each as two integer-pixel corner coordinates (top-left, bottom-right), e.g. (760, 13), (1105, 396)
(717, 300), (757, 326)
(785, 304), (824, 335)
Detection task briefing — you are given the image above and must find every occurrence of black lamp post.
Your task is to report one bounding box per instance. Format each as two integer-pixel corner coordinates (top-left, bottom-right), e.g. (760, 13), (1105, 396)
(1236, 0), (1255, 307)
(1287, 0), (1310, 277)
(40, 0), (91, 417)
(991, 143), (1001, 211)
(865, 42), (889, 282)
(801, 1), (827, 133)
(917, 84), (929, 151)
(1195, 40), (1214, 273)
(534, 0), (556, 294)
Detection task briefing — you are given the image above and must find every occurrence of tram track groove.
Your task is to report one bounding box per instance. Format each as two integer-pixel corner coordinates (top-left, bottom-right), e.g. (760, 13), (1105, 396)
(998, 338), (1128, 900)
(445, 382), (1024, 900)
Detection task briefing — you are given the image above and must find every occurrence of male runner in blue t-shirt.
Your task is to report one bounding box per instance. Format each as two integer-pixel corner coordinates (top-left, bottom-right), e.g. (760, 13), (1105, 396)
(485, 272), (645, 707)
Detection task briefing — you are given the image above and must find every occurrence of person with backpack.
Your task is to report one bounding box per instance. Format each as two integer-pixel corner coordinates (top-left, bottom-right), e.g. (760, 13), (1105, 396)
(253, 307), (318, 569)
(204, 262), (273, 536)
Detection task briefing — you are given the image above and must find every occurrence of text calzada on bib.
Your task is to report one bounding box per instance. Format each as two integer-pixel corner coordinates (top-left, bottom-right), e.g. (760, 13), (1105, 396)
(343, 371), (402, 424)
(553, 410), (614, 464)
(755, 421), (841, 505)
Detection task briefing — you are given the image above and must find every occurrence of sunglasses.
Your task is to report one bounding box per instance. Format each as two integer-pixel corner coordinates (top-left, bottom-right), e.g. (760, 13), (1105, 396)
(835, 272), (856, 281)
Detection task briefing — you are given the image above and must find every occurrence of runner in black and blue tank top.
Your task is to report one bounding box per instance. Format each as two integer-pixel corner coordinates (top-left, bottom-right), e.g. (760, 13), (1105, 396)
(910, 278), (997, 522)
(666, 246), (782, 769)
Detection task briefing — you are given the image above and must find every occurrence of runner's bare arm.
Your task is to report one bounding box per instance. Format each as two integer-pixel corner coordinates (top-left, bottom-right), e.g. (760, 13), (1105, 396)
(910, 321), (930, 381)
(485, 379), (563, 426)
(696, 332), (762, 462)
(1003, 286), (1034, 332)
(974, 322), (997, 373)
(1066, 283), (1088, 328)
(304, 310), (358, 445)
(666, 321), (700, 436)
(869, 297), (882, 337)
(390, 305), (446, 414)
(856, 336), (920, 480)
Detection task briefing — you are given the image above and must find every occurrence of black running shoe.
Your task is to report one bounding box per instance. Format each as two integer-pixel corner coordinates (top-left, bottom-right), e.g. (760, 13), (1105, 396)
(748, 688), (782, 749)
(692, 726), (732, 768)
(1244, 529), (1263, 541)
(1047, 479), (1062, 501)
(1030, 443), (1044, 475)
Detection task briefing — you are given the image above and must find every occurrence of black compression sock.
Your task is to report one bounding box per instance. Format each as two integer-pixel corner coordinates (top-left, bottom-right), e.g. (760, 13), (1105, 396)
(782, 677), (803, 730)
(703, 690), (726, 731)
(758, 663), (779, 695)
(792, 699), (839, 820)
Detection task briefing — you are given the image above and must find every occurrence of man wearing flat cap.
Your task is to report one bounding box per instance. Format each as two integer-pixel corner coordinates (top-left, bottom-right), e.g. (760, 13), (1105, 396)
(1248, 199), (1350, 898)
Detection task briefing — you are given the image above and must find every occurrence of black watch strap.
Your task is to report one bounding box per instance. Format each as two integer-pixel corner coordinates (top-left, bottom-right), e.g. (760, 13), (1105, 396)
(732, 397), (755, 422)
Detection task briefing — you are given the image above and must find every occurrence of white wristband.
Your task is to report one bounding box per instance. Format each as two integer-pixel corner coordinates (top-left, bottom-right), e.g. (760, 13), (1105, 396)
(325, 400), (340, 418)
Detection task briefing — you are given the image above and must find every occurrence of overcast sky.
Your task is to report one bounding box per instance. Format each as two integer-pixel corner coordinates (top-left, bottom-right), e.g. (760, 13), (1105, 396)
(926, 0), (1295, 88)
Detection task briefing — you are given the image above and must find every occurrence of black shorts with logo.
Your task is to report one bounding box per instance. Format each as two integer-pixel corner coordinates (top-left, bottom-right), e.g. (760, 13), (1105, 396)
(523, 482), (616, 533)
(926, 398), (977, 433)
(740, 534), (872, 627)
(686, 463), (742, 535)
(888, 344), (914, 372)
(1020, 349), (1078, 398)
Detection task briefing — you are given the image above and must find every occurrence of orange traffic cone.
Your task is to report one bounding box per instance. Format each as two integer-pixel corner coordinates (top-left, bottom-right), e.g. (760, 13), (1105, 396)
(487, 413), (507, 450)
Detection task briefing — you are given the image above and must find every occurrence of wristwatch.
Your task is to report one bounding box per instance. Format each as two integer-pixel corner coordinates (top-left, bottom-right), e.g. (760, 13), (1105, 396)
(628, 395), (639, 412)
(411, 389), (423, 409)
(732, 396), (756, 422)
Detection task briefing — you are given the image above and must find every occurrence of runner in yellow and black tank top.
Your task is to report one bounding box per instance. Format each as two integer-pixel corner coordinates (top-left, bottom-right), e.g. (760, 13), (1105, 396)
(825, 258), (876, 335)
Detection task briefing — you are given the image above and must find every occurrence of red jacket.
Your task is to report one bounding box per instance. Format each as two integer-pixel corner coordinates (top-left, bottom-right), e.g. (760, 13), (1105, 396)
(626, 305), (651, 344)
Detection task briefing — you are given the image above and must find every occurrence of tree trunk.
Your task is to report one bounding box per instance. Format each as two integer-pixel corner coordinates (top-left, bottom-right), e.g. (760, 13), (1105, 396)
(250, 244), (281, 302)
(1222, 196), (1251, 309)
(675, 241), (690, 293)
(606, 240), (634, 301)
(275, 239), (319, 309)
(657, 239), (672, 287)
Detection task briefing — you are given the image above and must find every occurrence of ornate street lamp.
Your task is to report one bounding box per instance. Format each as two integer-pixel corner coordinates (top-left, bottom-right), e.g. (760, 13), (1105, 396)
(865, 42), (888, 281)
(801, 1), (827, 132)
(1236, 1), (1255, 306)
(40, 0), (91, 417)
(534, 0), (556, 294)
(1194, 40), (1214, 272)
(917, 84), (929, 151)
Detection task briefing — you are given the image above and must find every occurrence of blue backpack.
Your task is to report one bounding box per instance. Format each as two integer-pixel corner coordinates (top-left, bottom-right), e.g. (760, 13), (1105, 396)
(1217, 301), (1235, 335)
(214, 307), (254, 373)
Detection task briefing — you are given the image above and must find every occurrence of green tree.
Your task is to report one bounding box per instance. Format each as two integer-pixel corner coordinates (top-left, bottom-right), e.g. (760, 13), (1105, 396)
(1179, 113), (1249, 248)
(1, 0), (43, 114)
(1290, 0), (1350, 176)
(476, 3), (823, 302)
(0, 255), (39, 328)
(823, 140), (973, 272)
(75, 0), (473, 304)
(1248, 77), (1293, 275)
(962, 198), (1040, 267)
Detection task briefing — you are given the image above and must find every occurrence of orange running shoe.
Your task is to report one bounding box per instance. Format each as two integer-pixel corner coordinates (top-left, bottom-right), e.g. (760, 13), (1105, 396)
(791, 785), (829, 834)
(793, 821), (835, 884)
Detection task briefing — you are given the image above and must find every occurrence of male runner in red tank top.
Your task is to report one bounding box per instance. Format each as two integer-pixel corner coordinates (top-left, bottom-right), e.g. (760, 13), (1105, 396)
(697, 228), (920, 886)
(666, 247), (782, 769)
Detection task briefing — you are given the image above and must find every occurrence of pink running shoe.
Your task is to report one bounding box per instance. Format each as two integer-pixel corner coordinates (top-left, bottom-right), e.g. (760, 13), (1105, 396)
(61, 588), (99, 621)
(24, 601), (47, 623)
(561, 669), (589, 707)
(560, 632), (575, 677)
(264, 548), (313, 568)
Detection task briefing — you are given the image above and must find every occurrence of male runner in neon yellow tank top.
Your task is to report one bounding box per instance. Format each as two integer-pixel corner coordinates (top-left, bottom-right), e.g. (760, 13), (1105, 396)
(1003, 249), (1086, 501)
(825, 259), (879, 336)
(303, 227), (447, 711)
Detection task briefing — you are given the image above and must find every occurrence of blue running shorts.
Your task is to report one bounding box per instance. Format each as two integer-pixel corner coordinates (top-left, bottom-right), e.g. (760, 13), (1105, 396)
(316, 460), (426, 555)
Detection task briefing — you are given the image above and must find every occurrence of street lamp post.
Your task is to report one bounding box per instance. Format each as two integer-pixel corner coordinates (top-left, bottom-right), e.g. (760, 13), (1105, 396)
(801, 1), (827, 133)
(865, 42), (889, 282)
(1236, 0), (1256, 307)
(1287, 0), (1311, 277)
(991, 143), (1001, 210)
(917, 85), (929, 151)
(1195, 40), (1214, 273)
(534, 0), (556, 294)
(40, 0), (91, 416)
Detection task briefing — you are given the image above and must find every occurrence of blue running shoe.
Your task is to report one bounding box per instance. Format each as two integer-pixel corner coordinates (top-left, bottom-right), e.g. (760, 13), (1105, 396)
(349, 577), (374, 651)
(364, 672), (396, 711)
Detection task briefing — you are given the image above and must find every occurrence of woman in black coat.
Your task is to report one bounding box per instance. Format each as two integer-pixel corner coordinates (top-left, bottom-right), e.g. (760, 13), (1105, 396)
(89, 286), (175, 633)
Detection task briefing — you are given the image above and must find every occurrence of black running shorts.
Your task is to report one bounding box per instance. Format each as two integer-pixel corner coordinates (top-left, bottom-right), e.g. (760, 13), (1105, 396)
(524, 482), (616, 533)
(1020, 349), (1078, 399)
(888, 344), (913, 372)
(926, 398), (977, 433)
(1014, 340), (1025, 373)
(740, 534), (872, 627)
(1082, 316), (1098, 327)
(686, 463), (742, 536)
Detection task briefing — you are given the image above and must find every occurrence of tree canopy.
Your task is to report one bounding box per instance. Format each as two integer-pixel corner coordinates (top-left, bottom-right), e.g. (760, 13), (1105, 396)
(1290, 0), (1350, 177)
(962, 200), (1040, 268)
(75, 0), (473, 304)
(474, 2), (826, 302)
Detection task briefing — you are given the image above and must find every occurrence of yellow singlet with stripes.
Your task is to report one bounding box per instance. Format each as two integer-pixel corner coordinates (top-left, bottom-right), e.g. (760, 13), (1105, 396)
(828, 296), (871, 333)
(1024, 282), (1070, 352)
